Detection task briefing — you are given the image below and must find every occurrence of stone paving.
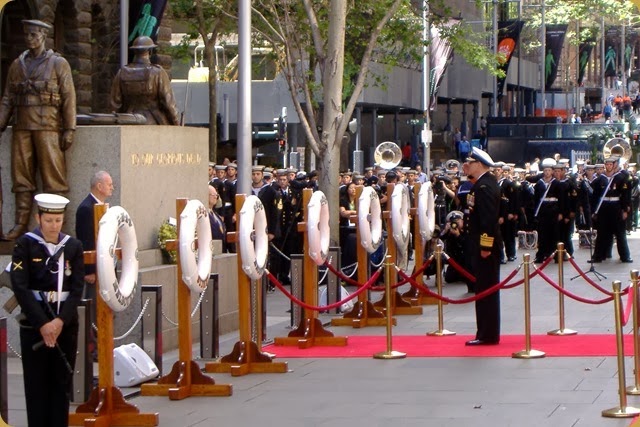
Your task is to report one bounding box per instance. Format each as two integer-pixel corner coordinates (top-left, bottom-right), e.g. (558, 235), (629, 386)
(5, 231), (640, 426)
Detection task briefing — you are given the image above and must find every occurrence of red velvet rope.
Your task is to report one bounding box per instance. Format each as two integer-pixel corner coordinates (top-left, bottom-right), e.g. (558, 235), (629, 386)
(324, 256), (434, 290)
(265, 268), (383, 312)
(534, 267), (616, 305)
(396, 265), (521, 304)
(566, 257), (614, 296)
(442, 255), (476, 283)
(622, 285), (635, 326)
(442, 252), (554, 290)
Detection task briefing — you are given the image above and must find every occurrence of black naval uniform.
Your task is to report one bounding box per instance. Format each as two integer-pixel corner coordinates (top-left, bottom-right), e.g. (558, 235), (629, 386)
(467, 171), (502, 343)
(592, 170), (632, 262)
(529, 176), (564, 262)
(10, 229), (84, 427)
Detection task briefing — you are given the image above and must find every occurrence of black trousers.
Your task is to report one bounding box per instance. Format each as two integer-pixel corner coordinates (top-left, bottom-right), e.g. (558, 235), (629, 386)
(20, 308), (78, 427)
(472, 251), (501, 342)
(594, 204), (630, 260)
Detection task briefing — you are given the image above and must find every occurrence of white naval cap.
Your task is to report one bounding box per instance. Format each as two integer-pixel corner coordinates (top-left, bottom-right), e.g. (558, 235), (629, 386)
(35, 193), (69, 214)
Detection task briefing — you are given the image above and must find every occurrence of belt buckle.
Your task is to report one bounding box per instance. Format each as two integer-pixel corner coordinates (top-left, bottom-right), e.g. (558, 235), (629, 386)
(47, 291), (56, 303)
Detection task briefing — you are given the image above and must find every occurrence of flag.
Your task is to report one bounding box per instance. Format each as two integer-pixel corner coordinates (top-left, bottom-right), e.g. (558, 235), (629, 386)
(496, 20), (524, 98)
(544, 24), (567, 90)
(429, 18), (458, 110)
(604, 26), (619, 77)
(578, 33), (596, 86)
(128, 0), (168, 45)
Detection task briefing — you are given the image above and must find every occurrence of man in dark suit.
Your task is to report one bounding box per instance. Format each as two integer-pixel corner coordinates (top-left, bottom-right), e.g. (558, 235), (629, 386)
(74, 170), (113, 359)
(464, 147), (502, 346)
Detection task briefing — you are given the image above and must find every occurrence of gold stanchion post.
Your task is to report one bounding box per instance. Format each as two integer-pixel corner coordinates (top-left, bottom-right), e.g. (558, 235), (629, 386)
(602, 281), (640, 417)
(426, 243), (455, 336)
(627, 270), (640, 395)
(512, 253), (545, 359)
(547, 243), (577, 336)
(373, 255), (406, 359)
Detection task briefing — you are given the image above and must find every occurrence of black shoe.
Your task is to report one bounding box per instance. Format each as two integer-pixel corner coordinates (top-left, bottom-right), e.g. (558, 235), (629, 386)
(500, 260), (507, 265)
(508, 256), (517, 262)
(621, 259), (634, 263)
(465, 339), (499, 346)
(533, 258), (543, 263)
(588, 258), (603, 263)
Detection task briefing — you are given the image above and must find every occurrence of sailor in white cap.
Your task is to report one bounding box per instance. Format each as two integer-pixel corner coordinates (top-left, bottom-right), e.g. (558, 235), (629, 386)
(10, 193), (84, 426)
(590, 155), (633, 263)
(251, 165), (266, 196)
(525, 156), (563, 263)
(463, 147), (501, 346)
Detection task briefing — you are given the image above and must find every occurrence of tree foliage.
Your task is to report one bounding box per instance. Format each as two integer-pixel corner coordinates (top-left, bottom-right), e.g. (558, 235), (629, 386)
(170, 0), (237, 162)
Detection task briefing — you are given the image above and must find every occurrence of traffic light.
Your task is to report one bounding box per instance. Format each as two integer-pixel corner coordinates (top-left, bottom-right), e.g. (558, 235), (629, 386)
(278, 116), (286, 139)
(278, 138), (287, 152)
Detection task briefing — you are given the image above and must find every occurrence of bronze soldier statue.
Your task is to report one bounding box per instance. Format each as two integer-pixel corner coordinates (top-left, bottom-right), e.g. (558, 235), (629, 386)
(0, 19), (76, 240)
(110, 36), (180, 125)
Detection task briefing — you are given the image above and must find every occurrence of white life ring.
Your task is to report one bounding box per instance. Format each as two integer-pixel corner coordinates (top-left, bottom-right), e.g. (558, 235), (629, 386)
(307, 191), (330, 266)
(97, 206), (139, 312)
(238, 195), (269, 280)
(417, 181), (436, 246)
(391, 183), (410, 249)
(357, 186), (382, 253)
(179, 199), (213, 294)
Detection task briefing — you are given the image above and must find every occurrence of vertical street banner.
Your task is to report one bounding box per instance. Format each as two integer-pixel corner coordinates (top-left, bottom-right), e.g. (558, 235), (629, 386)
(625, 29), (639, 73)
(544, 24), (567, 90)
(496, 20), (524, 98)
(604, 27), (619, 77)
(429, 19), (458, 110)
(128, 0), (169, 45)
(578, 34), (596, 86)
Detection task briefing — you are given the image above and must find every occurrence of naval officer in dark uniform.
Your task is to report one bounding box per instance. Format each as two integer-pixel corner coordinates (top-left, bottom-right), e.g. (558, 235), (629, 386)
(464, 147), (502, 346)
(10, 193), (84, 427)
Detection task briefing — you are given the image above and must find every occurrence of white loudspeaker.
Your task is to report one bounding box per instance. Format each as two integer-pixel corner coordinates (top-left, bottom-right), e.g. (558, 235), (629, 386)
(113, 343), (159, 387)
(318, 285), (354, 313)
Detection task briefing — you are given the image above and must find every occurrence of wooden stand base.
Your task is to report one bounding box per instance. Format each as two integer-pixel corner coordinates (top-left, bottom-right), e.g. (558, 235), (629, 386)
(374, 291), (423, 315)
(140, 361), (232, 399)
(205, 341), (288, 376)
(331, 301), (396, 328)
(69, 387), (158, 426)
(401, 287), (442, 306)
(274, 318), (347, 348)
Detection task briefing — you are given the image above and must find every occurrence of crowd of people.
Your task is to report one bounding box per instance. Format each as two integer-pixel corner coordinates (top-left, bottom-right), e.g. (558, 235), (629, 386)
(206, 148), (640, 289)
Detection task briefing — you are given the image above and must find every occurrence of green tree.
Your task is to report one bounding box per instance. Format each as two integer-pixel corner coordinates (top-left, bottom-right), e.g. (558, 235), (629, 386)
(171, 0), (237, 162)
(253, 0), (499, 243)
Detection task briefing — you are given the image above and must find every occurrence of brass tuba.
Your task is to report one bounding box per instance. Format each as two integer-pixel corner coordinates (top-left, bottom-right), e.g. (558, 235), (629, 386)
(444, 159), (460, 171)
(603, 137), (632, 163)
(374, 141), (402, 170)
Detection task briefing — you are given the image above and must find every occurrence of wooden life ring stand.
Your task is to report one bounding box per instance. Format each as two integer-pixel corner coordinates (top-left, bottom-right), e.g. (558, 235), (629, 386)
(238, 195), (269, 280)
(417, 181), (436, 245)
(357, 186), (383, 253)
(307, 190), (331, 266)
(97, 205), (139, 312)
(179, 199), (214, 294)
(391, 183), (411, 249)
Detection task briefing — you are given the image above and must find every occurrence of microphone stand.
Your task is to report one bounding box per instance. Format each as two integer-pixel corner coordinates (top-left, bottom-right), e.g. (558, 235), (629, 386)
(571, 227), (606, 281)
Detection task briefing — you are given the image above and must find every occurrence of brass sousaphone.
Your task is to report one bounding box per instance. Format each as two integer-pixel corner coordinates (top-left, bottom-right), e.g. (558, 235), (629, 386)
(374, 141), (402, 170)
(603, 137), (632, 163)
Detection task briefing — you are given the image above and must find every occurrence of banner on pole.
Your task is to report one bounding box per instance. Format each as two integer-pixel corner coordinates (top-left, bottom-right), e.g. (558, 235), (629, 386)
(128, 0), (169, 45)
(544, 24), (567, 90)
(496, 20), (524, 98)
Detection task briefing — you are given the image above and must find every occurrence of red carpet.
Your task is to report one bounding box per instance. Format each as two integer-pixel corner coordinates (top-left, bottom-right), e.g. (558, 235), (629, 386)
(265, 334), (637, 358)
